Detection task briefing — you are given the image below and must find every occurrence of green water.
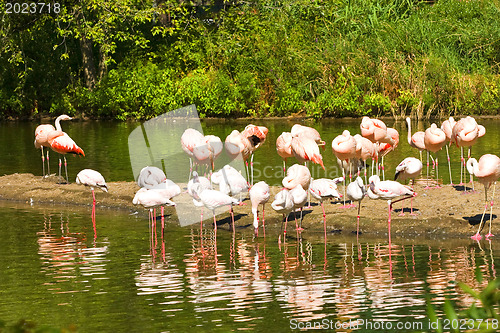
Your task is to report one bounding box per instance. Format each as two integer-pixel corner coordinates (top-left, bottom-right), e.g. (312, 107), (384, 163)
(0, 201), (498, 332)
(1, 118), (500, 332)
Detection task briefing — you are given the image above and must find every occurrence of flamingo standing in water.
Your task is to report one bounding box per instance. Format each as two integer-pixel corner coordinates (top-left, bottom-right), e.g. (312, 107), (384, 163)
(466, 154), (500, 240)
(291, 134), (325, 169)
(181, 128), (209, 179)
(291, 124), (326, 147)
(441, 117), (456, 184)
(187, 171), (213, 228)
(354, 134), (377, 183)
(332, 130), (357, 206)
(249, 181), (270, 236)
(394, 157), (422, 215)
(191, 183), (244, 232)
(276, 132), (294, 177)
(271, 188), (294, 244)
(76, 169), (108, 236)
(378, 127), (399, 180)
(34, 115), (72, 178)
(346, 177), (366, 238)
(405, 117), (426, 162)
(367, 175), (416, 245)
(309, 178), (342, 237)
(211, 164), (249, 202)
(424, 123), (447, 188)
(47, 125), (85, 184)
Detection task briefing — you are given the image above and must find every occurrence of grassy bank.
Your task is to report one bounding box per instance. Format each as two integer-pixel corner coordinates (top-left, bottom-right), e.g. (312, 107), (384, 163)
(1, 0), (499, 120)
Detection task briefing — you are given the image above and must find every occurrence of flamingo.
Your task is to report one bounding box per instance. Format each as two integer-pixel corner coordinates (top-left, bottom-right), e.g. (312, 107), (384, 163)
(291, 135), (325, 169)
(360, 116), (390, 143)
(332, 130), (357, 206)
(187, 171), (213, 228)
(241, 124), (268, 185)
(452, 116), (483, 190)
(249, 181), (270, 236)
(346, 177), (366, 238)
(378, 127), (399, 180)
(291, 124), (326, 146)
(441, 117), (456, 184)
(405, 117), (426, 162)
(205, 135), (223, 168)
(137, 166), (166, 189)
(181, 128), (207, 179)
(211, 165), (249, 202)
(309, 178), (342, 237)
(466, 154), (500, 240)
(394, 157), (422, 215)
(354, 134), (377, 183)
(282, 164), (311, 191)
(367, 175), (416, 245)
(47, 127), (85, 184)
(424, 123), (447, 188)
(34, 115), (72, 177)
(271, 188), (294, 243)
(76, 168), (107, 241)
(290, 184), (308, 231)
(276, 132), (294, 176)
(225, 130), (253, 182)
(191, 183), (244, 232)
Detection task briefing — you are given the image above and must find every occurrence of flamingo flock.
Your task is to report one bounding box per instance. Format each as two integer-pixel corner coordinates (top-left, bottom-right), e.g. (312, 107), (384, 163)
(34, 115), (498, 242)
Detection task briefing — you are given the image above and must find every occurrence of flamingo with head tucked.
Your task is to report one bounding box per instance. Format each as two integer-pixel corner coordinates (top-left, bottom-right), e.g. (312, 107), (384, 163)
(309, 178), (342, 237)
(225, 129), (253, 182)
(378, 127), (399, 180)
(354, 134), (377, 183)
(394, 157), (422, 216)
(276, 132), (294, 176)
(424, 123), (447, 188)
(271, 188), (294, 244)
(291, 135), (325, 169)
(346, 177), (366, 238)
(241, 124), (268, 185)
(466, 154), (500, 240)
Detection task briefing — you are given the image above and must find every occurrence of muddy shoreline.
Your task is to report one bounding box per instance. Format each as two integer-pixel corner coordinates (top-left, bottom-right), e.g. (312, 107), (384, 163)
(0, 173), (494, 239)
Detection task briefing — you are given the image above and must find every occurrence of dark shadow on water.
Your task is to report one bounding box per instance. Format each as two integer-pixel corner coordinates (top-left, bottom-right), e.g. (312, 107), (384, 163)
(463, 214), (497, 226)
(453, 184), (471, 192)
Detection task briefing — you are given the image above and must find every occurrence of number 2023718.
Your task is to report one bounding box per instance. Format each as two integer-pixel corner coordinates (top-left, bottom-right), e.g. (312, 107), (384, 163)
(5, 2), (61, 14)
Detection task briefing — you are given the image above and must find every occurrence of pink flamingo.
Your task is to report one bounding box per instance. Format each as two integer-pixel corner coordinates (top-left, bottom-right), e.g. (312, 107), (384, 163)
(191, 183), (244, 232)
(309, 178), (342, 237)
(271, 188), (294, 244)
(378, 127), (399, 180)
(276, 132), (294, 176)
(291, 135), (325, 169)
(367, 175), (416, 245)
(441, 117), (456, 184)
(394, 157), (422, 215)
(47, 128), (85, 184)
(282, 164), (311, 191)
(291, 124), (326, 146)
(249, 181), (270, 237)
(360, 116), (390, 143)
(34, 115), (72, 177)
(76, 169), (108, 237)
(332, 130), (357, 206)
(452, 116), (484, 190)
(181, 128), (207, 178)
(225, 129), (253, 182)
(405, 117), (426, 162)
(424, 123), (447, 188)
(137, 166), (166, 189)
(466, 154), (500, 240)
(354, 134), (377, 183)
(241, 124), (268, 185)
(346, 177), (366, 238)
(187, 171), (213, 228)
(290, 184), (308, 231)
(211, 165), (249, 202)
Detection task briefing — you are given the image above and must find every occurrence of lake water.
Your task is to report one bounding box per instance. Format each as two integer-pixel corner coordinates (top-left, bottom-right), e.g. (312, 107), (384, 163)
(1, 117), (499, 331)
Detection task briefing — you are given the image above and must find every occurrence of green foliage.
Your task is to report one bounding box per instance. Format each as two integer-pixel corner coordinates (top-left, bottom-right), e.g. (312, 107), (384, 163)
(1, 0), (500, 119)
(427, 274), (500, 333)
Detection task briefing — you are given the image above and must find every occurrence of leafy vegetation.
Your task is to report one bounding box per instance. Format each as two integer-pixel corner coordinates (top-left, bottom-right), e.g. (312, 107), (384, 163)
(1, 0), (499, 120)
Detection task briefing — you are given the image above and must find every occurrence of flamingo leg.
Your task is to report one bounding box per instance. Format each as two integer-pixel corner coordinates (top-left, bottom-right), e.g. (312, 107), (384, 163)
(262, 205), (266, 237)
(381, 156), (385, 181)
(388, 201), (392, 246)
(469, 147), (475, 192)
(321, 202), (327, 240)
(64, 156), (68, 183)
(446, 145), (453, 185)
(410, 181), (417, 216)
(356, 201), (361, 240)
(486, 184), (496, 239)
(283, 159), (286, 178)
(425, 151), (430, 189)
(58, 157), (62, 184)
(230, 205), (235, 231)
(435, 152), (441, 188)
(41, 146), (45, 177)
(364, 161), (367, 185)
(250, 153), (254, 186)
(161, 206), (165, 236)
(46, 150), (50, 176)
(213, 209), (217, 233)
(472, 187), (488, 241)
(459, 147), (464, 185)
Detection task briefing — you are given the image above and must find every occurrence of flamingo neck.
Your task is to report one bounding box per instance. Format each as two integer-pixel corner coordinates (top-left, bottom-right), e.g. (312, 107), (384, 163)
(406, 118), (412, 144)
